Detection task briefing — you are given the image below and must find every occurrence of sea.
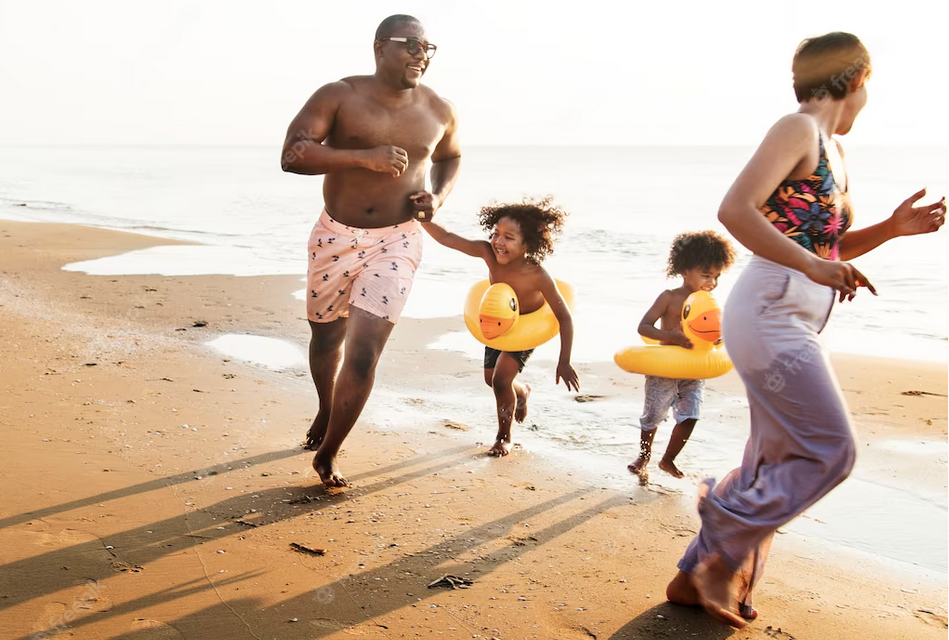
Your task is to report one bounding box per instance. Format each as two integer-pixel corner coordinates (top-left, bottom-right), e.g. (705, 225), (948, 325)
(1, 144), (947, 577)
(1, 144), (946, 363)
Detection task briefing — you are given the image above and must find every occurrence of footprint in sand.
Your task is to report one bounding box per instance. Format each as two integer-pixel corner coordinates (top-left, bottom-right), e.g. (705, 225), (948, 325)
(129, 619), (185, 639)
(765, 626), (797, 639)
(309, 618), (370, 634)
(31, 528), (99, 549)
(914, 609), (949, 629)
(110, 557), (144, 573)
(441, 420), (469, 431)
(573, 394), (606, 403)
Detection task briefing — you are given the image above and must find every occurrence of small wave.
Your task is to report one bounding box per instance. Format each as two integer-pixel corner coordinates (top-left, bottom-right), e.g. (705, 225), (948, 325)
(130, 224), (244, 239)
(0, 197), (73, 212)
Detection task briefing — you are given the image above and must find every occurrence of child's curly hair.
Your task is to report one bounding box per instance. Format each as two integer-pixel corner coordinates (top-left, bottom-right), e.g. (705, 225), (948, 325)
(477, 196), (568, 265)
(666, 230), (736, 278)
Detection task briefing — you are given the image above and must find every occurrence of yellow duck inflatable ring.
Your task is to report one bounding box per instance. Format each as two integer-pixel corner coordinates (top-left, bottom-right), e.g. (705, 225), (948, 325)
(464, 279), (575, 351)
(614, 290), (733, 380)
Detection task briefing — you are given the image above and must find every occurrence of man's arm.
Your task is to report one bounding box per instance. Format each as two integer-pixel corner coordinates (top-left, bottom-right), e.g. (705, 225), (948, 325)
(280, 82), (409, 177)
(409, 99), (462, 219)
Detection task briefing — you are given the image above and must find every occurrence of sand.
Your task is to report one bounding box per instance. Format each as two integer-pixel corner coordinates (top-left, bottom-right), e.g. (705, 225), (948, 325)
(0, 220), (946, 640)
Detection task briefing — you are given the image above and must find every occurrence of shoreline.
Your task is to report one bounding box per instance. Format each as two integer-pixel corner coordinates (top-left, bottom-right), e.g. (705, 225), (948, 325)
(1, 220), (946, 639)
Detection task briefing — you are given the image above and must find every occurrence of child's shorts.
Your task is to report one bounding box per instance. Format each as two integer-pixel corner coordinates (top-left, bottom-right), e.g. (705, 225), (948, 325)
(483, 346), (534, 372)
(307, 209), (423, 325)
(639, 375), (704, 431)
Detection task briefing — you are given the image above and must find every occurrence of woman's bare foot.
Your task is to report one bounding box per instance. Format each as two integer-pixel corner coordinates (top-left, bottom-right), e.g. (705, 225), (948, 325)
(312, 452), (347, 487)
(666, 570), (700, 606)
(692, 554), (747, 628)
(658, 457), (685, 478)
(488, 437), (512, 457)
(514, 384), (531, 423)
(696, 477), (714, 511)
(627, 455), (649, 475)
(739, 602), (758, 621)
(667, 569), (758, 621)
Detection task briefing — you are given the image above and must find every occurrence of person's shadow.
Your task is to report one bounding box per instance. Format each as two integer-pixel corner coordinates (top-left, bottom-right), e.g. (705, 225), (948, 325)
(609, 601), (737, 639)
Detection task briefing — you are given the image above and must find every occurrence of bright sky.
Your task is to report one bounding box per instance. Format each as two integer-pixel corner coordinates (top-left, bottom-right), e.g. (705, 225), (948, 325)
(1, 0), (946, 147)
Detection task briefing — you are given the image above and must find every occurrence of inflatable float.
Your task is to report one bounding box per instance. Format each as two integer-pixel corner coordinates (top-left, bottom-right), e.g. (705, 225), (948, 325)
(614, 290), (732, 379)
(464, 279), (574, 351)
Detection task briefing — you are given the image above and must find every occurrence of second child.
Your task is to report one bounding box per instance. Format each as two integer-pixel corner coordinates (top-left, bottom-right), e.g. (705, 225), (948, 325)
(631, 231), (736, 479)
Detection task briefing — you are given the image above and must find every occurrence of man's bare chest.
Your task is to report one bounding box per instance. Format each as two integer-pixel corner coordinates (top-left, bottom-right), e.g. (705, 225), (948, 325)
(333, 99), (445, 159)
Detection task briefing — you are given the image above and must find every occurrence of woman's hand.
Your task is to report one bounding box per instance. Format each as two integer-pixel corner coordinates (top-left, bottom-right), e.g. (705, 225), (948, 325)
(804, 257), (876, 302)
(891, 189), (946, 238)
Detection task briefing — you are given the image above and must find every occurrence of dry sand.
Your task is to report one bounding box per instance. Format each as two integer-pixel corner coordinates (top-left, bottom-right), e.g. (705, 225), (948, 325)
(0, 220), (946, 640)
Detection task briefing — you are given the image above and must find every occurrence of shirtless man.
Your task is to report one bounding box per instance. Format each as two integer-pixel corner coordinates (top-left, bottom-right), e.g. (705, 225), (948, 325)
(281, 14), (461, 487)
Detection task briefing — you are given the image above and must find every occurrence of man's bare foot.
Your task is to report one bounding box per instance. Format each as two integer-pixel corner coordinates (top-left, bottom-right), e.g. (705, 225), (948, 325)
(303, 432), (323, 451)
(514, 384), (531, 423)
(692, 554), (747, 628)
(627, 455), (649, 475)
(303, 416), (326, 451)
(312, 453), (347, 487)
(488, 437), (512, 457)
(658, 457), (685, 478)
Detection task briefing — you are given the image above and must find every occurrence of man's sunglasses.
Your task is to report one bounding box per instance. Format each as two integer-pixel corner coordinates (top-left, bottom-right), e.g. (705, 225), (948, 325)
(380, 37), (437, 60)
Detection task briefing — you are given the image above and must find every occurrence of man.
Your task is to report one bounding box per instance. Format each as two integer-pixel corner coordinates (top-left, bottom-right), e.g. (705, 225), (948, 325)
(281, 14), (461, 487)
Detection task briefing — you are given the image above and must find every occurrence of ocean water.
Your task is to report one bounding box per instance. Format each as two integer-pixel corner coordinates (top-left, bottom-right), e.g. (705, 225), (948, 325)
(1, 145), (946, 575)
(1, 144), (946, 363)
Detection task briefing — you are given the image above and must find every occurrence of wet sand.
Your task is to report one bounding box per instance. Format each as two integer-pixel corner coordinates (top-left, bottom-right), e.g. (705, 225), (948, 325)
(0, 220), (946, 640)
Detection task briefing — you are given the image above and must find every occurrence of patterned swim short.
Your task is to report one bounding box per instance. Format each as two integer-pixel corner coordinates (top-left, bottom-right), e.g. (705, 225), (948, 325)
(306, 209), (423, 324)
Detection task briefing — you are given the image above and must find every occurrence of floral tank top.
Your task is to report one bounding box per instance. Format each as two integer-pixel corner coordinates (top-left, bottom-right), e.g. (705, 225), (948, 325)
(760, 134), (853, 260)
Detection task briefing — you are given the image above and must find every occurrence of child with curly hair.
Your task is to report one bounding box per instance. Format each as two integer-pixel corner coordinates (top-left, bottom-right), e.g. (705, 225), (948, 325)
(421, 197), (579, 456)
(630, 231), (737, 479)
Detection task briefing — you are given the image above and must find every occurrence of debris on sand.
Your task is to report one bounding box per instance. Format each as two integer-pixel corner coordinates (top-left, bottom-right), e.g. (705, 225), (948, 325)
(427, 575), (473, 590)
(234, 519), (258, 528)
(290, 543), (326, 556)
(901, 389), (947, 397)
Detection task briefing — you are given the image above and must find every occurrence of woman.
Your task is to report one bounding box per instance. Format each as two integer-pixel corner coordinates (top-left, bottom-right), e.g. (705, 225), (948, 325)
(665, 32), (946, 628)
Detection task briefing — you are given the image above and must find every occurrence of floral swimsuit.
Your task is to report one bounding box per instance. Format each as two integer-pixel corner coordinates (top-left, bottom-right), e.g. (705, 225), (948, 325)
(760, 134), (853, 259)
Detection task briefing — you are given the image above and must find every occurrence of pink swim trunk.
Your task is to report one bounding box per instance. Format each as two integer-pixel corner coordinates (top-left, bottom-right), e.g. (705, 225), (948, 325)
(306, 210), (423, 324)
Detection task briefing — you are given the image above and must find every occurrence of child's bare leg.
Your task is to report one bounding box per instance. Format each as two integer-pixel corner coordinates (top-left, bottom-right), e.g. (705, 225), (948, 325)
(514, 381), (531, 423)
(487, 355), (521, 457)
(659, 418), (696, 478)
(628, 428), (657, 475)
